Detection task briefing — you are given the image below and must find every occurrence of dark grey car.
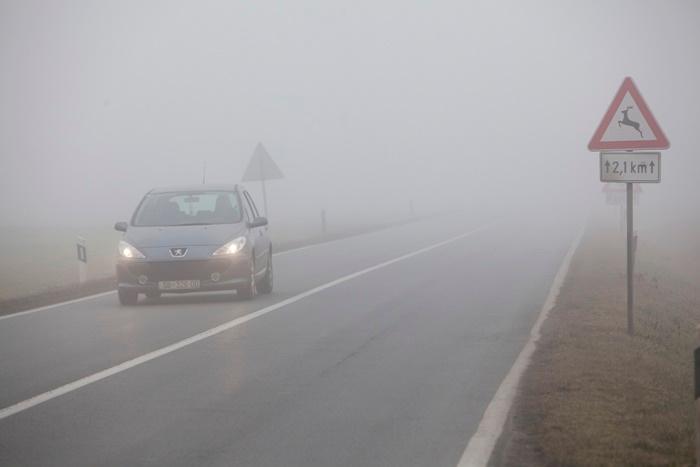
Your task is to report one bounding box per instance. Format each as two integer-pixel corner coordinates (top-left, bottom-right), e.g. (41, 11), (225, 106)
(114, 184), (272, 305)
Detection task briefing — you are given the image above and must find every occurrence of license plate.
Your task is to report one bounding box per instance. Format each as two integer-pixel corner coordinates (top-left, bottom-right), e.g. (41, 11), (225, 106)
(158, 280), (200, 290)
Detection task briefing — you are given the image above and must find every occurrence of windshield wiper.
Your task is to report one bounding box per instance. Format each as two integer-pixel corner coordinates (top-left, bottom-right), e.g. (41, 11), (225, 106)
(175, 222), (212, 226)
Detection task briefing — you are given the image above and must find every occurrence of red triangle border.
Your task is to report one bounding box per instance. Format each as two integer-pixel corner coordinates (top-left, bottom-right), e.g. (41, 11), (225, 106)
(588, 77), (669, 151)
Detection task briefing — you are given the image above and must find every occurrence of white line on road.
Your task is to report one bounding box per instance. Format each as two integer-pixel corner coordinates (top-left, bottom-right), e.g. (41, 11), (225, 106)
(0, 226), (488, 421)
(0, 242), (346, 322)
(456, 228), (584, 467)
(0, 291), (117, 322)
(272, 242), (328, 257)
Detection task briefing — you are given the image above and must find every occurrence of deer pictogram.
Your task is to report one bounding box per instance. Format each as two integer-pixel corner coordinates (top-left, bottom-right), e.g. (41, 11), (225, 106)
(618, 106), (643, 138)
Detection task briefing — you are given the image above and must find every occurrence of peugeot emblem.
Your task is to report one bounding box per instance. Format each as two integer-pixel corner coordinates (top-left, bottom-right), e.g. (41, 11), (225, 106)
(170, 247), (188, 258)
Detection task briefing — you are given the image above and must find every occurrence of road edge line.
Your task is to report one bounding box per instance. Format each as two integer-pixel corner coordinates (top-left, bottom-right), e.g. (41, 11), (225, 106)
(0, 291), (117, 322)
(456, 227), (584, 467)
(0, 225), (489, 421)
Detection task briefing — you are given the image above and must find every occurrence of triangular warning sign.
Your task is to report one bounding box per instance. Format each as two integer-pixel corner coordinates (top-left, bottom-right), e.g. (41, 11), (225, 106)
(588, 77), (669, 151)
(241, 143), (284, 182)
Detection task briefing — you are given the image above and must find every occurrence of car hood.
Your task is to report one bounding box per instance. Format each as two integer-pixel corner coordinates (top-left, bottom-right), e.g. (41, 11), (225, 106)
(125, 223), (246, 247)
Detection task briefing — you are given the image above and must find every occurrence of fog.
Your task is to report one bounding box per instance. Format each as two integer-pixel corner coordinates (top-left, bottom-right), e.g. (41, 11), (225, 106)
(1, 0), (699, 231)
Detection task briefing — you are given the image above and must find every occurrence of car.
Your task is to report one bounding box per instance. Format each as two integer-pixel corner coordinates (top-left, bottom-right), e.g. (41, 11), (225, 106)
(114, 184), (273, 305)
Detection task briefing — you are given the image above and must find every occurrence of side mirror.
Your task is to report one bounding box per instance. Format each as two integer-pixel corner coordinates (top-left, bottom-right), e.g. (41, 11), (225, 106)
(114, 221), (128, 232)
(248, 217), (268, 228)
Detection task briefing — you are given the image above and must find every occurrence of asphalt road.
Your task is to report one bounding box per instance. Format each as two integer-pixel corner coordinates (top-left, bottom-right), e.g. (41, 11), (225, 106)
(0, 212), (578, 467)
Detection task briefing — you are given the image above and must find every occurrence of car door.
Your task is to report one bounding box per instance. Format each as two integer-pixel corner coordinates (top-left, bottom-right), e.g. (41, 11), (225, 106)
(242, 190), (270, 275)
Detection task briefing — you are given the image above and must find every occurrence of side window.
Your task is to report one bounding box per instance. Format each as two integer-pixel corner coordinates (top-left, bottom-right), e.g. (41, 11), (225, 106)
(243, 191), (260, 218)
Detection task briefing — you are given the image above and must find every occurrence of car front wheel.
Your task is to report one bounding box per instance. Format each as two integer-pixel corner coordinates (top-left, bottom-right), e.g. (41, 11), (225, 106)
(237, 259), (257, 300)
(258, 252), (273, 294)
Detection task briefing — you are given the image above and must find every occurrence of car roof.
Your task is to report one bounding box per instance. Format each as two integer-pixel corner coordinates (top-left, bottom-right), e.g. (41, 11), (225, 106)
(148, 184), (241, 194)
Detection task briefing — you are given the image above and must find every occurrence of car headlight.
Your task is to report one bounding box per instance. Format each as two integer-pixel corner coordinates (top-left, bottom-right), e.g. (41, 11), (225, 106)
(118, 240), (145, 259)
(212, 236), (247, 256)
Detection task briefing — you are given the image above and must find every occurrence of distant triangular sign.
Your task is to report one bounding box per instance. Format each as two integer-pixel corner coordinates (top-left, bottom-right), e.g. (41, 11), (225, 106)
(588, 77), (669, 151)
(241, 143), (284, 181)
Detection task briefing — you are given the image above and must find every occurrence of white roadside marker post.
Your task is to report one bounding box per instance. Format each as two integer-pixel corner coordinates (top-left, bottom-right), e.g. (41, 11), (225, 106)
(77, 236), (87, 285)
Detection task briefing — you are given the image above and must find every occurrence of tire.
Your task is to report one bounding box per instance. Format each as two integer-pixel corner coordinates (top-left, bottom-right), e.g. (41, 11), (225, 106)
(258, 252), (273, 294)
(145, 290), (161, 299)
(237, 259), (257, 300)
(118, 287), (138, 306)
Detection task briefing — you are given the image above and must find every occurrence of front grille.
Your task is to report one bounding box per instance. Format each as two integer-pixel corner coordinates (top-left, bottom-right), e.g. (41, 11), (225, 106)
(127, 259), (231, 281)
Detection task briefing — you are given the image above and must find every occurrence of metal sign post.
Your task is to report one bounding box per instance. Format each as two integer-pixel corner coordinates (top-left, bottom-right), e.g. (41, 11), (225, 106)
(588, 77), (669, 337)
(626, 183), (634, 335)
(598, 152), (660, 336)
(600, 151), (658, 333)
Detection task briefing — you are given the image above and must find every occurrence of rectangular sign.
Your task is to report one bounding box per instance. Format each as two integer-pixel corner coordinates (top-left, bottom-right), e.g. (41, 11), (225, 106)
(600, 152), (660, 183)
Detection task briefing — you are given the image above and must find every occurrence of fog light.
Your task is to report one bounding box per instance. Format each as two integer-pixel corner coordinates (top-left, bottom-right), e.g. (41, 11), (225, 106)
(210, 272), (221, 282)
(138, 275), (148, 285)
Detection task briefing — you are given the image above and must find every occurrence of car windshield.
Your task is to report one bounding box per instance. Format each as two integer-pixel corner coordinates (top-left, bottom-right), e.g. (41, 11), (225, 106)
(132, 191), (243, 226)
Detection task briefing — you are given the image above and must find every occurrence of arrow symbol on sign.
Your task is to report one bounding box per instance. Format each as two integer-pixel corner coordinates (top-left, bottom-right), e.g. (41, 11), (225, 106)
(605, 160), (611, 173)
(649, 161), (655, 173)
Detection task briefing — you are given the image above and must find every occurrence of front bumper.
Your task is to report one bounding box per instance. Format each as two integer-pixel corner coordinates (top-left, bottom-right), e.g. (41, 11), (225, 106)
(117, 256), (250, 293)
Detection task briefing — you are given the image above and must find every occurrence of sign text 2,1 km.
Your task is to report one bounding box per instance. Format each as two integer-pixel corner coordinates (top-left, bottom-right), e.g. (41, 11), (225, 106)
(600, 152), (660, 183)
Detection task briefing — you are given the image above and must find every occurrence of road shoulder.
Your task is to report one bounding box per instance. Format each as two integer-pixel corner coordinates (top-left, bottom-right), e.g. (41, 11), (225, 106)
(500, 226), (698, 466)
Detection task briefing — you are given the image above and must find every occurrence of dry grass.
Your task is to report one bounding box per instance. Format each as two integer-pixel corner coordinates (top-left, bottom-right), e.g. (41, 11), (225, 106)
(501, 225), (699, 467)
(0, 226), (121, 300)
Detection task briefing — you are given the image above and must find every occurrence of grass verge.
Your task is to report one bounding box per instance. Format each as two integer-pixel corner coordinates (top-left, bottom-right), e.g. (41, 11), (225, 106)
(500, 225), (699, 467)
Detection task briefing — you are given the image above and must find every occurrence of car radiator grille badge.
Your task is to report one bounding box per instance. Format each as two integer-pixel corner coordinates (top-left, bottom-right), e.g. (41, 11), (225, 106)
(169, 247), (188, 258)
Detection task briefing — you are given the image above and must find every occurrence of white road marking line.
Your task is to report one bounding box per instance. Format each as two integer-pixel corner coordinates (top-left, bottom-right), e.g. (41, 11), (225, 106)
(456, 228), (584, 467)
(272, 243), (319, 256)
(0, 243), (346, 322)
(0, 291), (116, 322)
(272, 231), (373, 257)
(0, 226), (488, 421)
